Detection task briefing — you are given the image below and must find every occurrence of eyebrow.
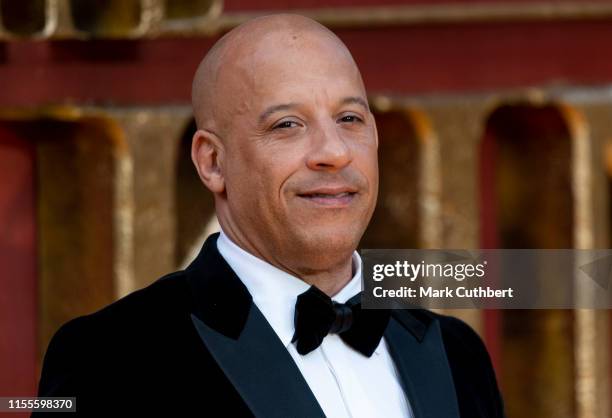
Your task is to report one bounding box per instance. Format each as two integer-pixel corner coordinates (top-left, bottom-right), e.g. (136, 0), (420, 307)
(340, 96), (370, 112)
(257, 96), (370, 125)
(258, 103), (298, 125)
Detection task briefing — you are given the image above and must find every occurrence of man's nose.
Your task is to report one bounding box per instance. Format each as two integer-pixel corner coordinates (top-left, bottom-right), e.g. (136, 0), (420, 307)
(305, 121), (352, 171)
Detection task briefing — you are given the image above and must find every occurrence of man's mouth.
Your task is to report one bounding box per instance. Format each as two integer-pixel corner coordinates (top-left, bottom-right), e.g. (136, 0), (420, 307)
(297, 189), (357, 206)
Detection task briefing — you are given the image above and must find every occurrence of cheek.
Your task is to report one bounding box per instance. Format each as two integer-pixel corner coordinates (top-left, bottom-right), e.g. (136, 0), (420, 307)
(354, 143), (379, 188)
(254, 144), (304, 193)
(371, 156), (380, 190)
(230, 154), (292, 214)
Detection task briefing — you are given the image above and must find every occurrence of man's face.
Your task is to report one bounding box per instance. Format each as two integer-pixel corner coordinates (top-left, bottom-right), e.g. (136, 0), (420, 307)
(218, 31), (378, 270)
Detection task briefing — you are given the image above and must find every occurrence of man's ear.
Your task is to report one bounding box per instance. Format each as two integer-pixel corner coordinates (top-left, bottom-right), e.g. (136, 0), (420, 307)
(191, 129), (225, 194)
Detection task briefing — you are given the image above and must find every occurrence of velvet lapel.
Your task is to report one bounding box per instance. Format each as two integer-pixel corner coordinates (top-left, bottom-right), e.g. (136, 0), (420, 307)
(384, 310), (460, 418)
(185, 233), (325, 418)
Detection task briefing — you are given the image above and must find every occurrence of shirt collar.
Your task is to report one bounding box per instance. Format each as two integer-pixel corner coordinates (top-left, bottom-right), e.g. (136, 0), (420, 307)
(216, 229), (364, 350)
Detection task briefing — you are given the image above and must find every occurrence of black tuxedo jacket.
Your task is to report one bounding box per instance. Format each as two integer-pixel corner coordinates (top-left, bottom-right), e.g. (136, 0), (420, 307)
(35, 233), (505, 417)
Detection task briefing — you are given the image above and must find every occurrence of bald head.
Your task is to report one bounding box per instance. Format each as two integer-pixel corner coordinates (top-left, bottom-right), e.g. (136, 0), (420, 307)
(190, 13), (377, 294)
(191, 14), (364, 134)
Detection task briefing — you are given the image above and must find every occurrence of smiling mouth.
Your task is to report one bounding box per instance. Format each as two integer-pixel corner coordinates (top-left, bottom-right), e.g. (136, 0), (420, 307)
(297, 191), (357, 206)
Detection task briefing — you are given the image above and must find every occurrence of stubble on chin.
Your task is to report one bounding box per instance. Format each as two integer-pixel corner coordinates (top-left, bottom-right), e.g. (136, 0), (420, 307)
(288, 227), (359, 266)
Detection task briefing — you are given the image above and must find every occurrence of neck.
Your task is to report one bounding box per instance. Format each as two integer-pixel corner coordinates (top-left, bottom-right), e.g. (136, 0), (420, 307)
(218, 223), (355, 297)
(294, 257), (354, 297)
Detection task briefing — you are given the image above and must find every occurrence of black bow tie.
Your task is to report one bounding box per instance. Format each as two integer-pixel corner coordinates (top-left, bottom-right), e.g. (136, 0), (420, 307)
(291, 285), (390, 357)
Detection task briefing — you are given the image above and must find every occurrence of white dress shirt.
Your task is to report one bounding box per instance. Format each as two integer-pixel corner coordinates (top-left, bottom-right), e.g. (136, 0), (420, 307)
(217, 230), (413, 418)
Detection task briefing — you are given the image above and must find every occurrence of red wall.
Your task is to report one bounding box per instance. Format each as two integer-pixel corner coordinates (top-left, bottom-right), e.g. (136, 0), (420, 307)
(2, 20), (612, 106)
(0, 126), (38, 400)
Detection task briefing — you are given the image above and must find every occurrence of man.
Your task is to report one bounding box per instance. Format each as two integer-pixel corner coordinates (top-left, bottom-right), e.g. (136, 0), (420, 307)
(36, 14), (505, 417)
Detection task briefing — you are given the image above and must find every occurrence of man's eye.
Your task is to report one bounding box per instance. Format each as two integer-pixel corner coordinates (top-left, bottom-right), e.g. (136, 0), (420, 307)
(273, 121), (298, 129)
(339, 115), (363, 123)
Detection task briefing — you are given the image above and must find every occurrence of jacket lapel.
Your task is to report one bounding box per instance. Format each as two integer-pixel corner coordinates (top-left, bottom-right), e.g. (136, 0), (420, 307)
(185, 233), (326, 418)
(384, 310), (460, 418)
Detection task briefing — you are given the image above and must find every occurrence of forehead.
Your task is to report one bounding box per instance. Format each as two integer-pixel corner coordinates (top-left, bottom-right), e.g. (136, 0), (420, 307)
(222, 29), (366, 109)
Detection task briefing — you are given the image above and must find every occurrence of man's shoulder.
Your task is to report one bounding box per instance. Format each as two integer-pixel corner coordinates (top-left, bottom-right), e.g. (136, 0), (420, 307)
(393, 308), (483, 342)
(428, 311), (491, 359)
(79, 270), (188, 322)
(46, 270), (193, 354)
(392, 309), (505, 416)
(391, 308), (492, 363)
